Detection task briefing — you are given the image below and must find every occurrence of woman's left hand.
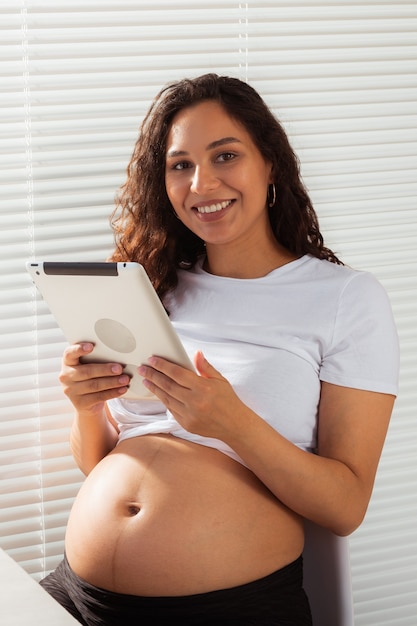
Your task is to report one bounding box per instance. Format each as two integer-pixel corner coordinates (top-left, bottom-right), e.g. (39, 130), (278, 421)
(138, 351), (244, 440)
(138, 352), (395, 536)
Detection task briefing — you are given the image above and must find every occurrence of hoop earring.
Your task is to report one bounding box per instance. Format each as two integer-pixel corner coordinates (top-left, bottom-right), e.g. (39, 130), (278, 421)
(268, 183), (276, 208)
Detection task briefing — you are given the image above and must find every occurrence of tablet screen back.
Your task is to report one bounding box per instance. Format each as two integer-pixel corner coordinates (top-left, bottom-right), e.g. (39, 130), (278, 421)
(26, 261), (194, 400)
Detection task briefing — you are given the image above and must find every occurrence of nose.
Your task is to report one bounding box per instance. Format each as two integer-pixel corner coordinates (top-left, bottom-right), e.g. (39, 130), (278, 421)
(190, 165), (219, 195)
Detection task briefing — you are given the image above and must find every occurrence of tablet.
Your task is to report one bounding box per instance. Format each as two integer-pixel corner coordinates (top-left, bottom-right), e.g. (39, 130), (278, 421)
(26, 261), (195, 400)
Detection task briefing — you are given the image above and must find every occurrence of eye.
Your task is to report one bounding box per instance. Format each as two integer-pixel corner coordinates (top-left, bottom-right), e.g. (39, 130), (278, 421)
(216, 152), (237, 163)
(169, 160), (192, 171)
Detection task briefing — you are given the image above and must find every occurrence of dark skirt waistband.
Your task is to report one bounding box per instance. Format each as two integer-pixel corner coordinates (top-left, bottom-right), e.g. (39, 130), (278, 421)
(41, 554), (312, 625)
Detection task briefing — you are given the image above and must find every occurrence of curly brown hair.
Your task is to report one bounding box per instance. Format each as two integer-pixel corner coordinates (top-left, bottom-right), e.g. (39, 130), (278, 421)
(110, 73), (341, 300)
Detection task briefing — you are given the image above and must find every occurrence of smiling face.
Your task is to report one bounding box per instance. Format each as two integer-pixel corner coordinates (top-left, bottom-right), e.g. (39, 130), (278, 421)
(165, 100), (273, 255)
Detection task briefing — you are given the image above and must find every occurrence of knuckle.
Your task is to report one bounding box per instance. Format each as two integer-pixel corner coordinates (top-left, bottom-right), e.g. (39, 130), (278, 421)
(88, 377), (102, 393)
(58, 370), (73, 395)
(163, 377), (175, 394)
(62, 386), (71, 399)
(81, 362), (95, 379)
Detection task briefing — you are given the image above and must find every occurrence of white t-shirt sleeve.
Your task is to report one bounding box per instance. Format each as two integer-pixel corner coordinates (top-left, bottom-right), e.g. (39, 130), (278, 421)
(319, 272), (399, 395)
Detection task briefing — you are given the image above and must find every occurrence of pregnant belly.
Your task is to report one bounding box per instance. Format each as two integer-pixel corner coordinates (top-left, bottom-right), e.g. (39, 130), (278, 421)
(65, 434), (304, 596)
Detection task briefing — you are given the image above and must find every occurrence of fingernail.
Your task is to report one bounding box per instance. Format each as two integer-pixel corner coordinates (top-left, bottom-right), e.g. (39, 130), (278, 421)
(111, 364), (123, 374)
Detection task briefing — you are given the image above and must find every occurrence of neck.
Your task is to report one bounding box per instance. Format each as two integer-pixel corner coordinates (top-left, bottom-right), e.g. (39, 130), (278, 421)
(204, 241), (298, 279)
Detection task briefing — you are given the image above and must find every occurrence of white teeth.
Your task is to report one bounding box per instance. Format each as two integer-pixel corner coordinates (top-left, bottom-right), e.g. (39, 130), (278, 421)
(196, 200), (232, 214)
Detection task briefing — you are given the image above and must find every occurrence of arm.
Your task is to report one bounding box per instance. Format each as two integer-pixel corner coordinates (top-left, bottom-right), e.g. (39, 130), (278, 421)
(60, 342), (130, 475)
(139, 352), (395, 536)
(69, 404), (119, 476)
(225, 381), (394, 535)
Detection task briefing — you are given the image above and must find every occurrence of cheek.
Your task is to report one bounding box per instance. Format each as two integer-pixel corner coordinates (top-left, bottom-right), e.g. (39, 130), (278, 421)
(232, 161), (269, 191)
(165, 177), (184, 207)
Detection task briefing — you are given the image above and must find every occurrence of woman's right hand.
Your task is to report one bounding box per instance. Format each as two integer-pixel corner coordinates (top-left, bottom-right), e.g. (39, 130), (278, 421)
(59, 342), (130, 415)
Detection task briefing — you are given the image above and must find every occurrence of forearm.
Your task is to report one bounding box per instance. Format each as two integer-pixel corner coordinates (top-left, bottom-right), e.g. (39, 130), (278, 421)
(70, 406), (119, 475)
(138, 355), (392, 535)
(226, 409), (369, 536)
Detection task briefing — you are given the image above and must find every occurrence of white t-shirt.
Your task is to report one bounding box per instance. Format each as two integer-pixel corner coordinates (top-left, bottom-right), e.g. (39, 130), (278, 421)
(108, 255), (399, 465)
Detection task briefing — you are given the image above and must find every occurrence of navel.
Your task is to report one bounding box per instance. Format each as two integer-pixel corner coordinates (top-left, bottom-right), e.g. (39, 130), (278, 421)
(127, 503), (141, 517)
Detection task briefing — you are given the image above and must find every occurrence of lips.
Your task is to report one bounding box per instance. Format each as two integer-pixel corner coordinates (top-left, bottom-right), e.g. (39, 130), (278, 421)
(194, 199), (233, 214)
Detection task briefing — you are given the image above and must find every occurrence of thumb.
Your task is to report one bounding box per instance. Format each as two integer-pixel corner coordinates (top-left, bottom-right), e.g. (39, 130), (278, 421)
(194, 351), (222, 379)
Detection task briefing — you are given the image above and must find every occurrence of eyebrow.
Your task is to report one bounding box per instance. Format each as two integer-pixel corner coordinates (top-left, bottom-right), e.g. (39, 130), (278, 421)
(166, 136), (242, 159)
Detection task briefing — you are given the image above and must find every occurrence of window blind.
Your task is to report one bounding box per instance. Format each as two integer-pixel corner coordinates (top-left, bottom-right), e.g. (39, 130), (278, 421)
(1, 2), (416, 624)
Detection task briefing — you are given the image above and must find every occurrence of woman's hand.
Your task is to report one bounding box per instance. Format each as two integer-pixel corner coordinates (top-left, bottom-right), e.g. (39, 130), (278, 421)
(59, 342), (130, 416)
(138, 351), (246, 441)
(60, 342), (129, 474)
(139, 352), (395, 536)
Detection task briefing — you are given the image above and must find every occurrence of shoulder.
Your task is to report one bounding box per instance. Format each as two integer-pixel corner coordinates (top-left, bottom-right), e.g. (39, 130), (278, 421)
(301, 256), (397, 339)
(296, 256), (389, 303)
(298, 255), (368, 283)
(315, 259), (399, 395)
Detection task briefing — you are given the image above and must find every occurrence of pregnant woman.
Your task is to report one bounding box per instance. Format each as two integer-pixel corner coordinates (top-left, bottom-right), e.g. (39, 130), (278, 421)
(41, 74), (399, 625)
